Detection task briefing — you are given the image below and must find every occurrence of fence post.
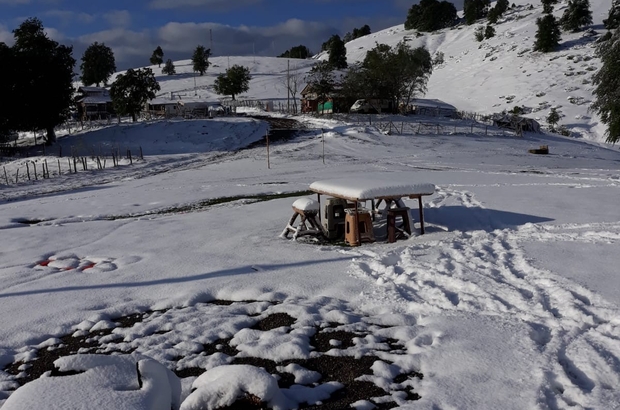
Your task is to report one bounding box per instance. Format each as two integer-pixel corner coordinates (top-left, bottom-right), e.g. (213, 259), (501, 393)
(26, 162), (30, 180)
(57, 159), (61, 176)
(33, 162), (38, 180)
(266, 129), (270, 169)
(3, 166), (8, 185)
(322, 130), (325, 165)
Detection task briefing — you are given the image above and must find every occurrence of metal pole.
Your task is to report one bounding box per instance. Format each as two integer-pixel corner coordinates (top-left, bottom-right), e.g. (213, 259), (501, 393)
(287, 59), (290, 114)
(322, 130), (325, 164)
(266, 129), (270, 169)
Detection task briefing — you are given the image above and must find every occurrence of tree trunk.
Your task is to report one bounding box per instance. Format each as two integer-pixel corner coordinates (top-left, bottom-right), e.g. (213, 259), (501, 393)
(132, 113), (137, 122)
(45, 126), (56, 145)
(232, 94), (236, 101)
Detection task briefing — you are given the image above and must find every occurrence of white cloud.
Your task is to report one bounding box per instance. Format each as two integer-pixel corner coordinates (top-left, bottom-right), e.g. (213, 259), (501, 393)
(43, 10), (95, 26)
(0, 24), (14, 45)
(103, 10), (131, 28)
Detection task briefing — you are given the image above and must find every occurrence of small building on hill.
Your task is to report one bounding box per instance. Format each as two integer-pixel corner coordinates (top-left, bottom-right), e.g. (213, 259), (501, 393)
(408, 99), (458, 118)
(76, 86), (114, 120)
(300, 84), (347, 114)
(492, 114), (541, 135)
(146, 98), (180, 118)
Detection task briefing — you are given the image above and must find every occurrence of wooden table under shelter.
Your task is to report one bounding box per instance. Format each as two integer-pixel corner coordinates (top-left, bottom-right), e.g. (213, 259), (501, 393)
(309, 176), (436, 246)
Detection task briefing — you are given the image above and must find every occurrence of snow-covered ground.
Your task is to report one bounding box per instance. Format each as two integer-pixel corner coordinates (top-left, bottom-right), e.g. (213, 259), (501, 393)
(1, 0), (619, 407)
(1, 109), (619, 408)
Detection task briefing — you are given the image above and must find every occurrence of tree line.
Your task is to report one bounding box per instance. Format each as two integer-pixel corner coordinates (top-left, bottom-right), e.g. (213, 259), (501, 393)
(0, 18), (253, 144)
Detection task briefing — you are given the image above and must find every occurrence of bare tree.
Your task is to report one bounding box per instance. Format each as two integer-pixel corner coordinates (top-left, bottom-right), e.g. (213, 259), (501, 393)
(279, 61), (303, 114)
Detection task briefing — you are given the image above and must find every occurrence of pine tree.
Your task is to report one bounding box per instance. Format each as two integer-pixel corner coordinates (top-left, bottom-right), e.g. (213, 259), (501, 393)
(485, 25), (496, 38)
(475, 26), (485, 41)
(603, 0), (620, 29)
(80, 42), (116, 87)
(192, 45), (211, 76)
(464, 0), (491, 24)
(591, 29), (620, 143)
(213, 65), (252, 100)
(150, 46), (164, 67)
(405, 0), (457, 32)
(547, 107), (560, 129)
(560, 0), (593, 32)
(162, 58), (175, 75)
(278, 45), (311, 59)
(327, 35), (347, 69)
(534, 14), (561, 52)
(110, 68), (160, 122)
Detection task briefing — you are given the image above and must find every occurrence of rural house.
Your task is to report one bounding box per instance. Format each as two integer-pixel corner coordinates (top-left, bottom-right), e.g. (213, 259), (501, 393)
(75, 86), (114, 120)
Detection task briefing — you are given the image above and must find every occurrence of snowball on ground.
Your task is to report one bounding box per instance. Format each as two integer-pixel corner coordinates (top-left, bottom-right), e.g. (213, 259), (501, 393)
(181, 365), (294, 410)
(2, 354), (181, 410)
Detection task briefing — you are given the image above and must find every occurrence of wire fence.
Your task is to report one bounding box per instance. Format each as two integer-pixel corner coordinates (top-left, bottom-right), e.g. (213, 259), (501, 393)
(1, 138), (144, 187)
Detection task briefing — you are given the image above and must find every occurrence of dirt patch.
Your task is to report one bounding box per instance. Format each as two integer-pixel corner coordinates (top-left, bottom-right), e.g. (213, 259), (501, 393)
(251, 313), (296, 331)
(2, 300), (423, 409)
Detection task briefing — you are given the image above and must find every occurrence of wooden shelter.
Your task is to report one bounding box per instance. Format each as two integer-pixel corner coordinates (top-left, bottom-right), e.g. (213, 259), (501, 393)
(76, 87), (114, 120)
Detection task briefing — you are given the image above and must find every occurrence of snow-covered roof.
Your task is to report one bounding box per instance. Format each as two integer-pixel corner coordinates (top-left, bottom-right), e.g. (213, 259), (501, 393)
(309, 175), (435, 201)
(412, 99), (457, 111)
(148, 98), (179, 106)
(78, 86), (108, 94)
(78, 95), (112, 104)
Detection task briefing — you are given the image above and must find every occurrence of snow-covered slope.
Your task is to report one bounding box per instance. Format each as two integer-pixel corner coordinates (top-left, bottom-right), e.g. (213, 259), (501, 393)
(104, 0), (611, 142)
(340, 0), (611, 142)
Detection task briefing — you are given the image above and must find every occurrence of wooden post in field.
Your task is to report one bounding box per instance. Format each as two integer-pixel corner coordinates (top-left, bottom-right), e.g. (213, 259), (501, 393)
(14, 168), (19, 183)
(3, 166), (8, 185)
(322, 130), (325, 164)
(471, 124), (474, 133)
(57, 159), (61, 176)
(266, 129), (270, 169)
(33, 162), (38, 180)
(401, 122), (404, 134)
(26, 162), (30, 180)
(44, 159), (48, 178)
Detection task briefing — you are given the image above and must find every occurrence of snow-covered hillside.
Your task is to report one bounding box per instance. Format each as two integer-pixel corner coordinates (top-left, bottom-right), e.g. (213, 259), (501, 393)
(338, 0), (611, 142)
(105, 0), (611, 142)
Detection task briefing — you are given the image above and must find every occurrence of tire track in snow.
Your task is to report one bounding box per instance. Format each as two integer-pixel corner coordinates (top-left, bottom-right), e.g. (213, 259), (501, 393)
(348, 188), (620, 408)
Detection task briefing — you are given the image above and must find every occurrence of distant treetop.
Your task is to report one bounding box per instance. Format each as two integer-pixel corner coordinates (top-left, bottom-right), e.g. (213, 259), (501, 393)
(405, 0), (457, 32)
(279, 45), (312, 59)
(343, 25), (371, 43)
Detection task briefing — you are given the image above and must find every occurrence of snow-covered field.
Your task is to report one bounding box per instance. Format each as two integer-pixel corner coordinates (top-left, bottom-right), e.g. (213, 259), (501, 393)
(1, 0), (620, 407)
(1, 109), (619, 408)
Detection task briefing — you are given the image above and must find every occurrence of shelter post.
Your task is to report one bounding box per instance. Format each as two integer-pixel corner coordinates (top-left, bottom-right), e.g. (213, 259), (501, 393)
(418, 196), (425, 235)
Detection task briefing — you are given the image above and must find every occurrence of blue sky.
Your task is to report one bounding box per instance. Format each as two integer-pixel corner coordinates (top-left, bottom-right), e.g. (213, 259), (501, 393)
(0, 0), (418, 69)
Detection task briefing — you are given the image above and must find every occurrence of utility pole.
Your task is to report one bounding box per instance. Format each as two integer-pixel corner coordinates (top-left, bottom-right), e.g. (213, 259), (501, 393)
(287, 59), (290, 114)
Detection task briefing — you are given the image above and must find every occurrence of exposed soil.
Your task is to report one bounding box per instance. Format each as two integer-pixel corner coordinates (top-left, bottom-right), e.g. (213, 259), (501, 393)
(2, 300), (423, 409)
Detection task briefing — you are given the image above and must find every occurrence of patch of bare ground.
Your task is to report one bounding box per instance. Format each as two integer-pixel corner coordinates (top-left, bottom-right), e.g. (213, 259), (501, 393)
(2, 300), (423, 409)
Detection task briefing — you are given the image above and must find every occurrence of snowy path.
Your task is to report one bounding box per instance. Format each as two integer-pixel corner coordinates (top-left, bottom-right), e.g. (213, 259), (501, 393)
(348, 186), (620, 408)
